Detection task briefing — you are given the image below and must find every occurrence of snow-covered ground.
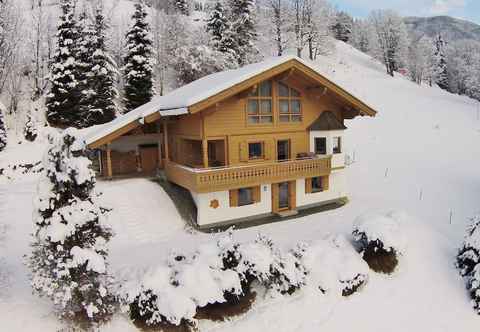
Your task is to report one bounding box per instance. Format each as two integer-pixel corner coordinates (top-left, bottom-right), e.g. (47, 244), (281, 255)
(1, 41), (480, 331)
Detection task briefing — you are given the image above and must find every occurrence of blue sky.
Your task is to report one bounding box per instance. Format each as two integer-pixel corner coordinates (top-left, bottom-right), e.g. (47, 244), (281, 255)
(329, 0), (480, 24)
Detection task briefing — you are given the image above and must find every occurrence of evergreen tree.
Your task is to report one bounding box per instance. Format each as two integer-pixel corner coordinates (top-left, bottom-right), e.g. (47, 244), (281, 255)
(45, 0), (82, 127)
(83, 5), (118, 127)
(228, 0), (260, 66)
(434, 34), (449, 90)
(332, 11), (353, 43)
(0, 105), (6, 152)
(24, 112), (38, 142)
(76, 10), (96, 128)
(206, 1), (228, 47)
(123, 2), (155, 113)
(28, 128), (116, 325)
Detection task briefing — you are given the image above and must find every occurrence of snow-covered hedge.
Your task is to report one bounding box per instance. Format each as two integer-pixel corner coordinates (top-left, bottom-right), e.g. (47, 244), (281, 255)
(457, 215), (480, 313)
(352, 212), (407, 274)
(122, 231), (370, 328)
(302, 235), (369, 296)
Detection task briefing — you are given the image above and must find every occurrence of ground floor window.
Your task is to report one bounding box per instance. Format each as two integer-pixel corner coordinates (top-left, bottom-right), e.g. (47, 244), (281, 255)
(305, 176), (329, 193)
(229, 186), (261, 207)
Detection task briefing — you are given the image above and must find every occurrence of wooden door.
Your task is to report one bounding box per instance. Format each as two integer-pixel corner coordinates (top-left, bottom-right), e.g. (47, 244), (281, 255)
(140, 145), (159, 173)
(272, 181), (296, 213)
(277, 140), (290, 161)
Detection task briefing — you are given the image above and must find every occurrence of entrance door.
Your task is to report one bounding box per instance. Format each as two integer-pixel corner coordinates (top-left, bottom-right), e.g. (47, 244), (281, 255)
(139, 144), (159, 174)
(278, 182), (290, 210)
(277, 140), (290, 161)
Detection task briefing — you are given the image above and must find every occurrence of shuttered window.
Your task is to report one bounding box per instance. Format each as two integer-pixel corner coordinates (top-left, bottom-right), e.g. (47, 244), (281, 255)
(305, 176), (329, 194)
(229, 186), (261, 207)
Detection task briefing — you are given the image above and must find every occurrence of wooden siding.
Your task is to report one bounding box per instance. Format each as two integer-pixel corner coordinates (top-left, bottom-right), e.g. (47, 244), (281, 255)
(164, 156), (332, 193)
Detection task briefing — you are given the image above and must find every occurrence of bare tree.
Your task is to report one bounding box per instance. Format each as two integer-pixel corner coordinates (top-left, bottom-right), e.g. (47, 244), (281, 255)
(0, 1), (22, 93)
(266, 0), (290, 56)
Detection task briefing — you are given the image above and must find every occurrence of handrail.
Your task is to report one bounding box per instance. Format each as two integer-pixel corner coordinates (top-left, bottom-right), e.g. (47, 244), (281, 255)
(165, 156), (332, 193)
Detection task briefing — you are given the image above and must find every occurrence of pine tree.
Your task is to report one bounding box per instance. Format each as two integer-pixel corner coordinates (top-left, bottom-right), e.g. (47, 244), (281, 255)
(76, 10), (96, 128)
(24, 112), (38, 142)
(206, 1), (228, 47)
(332, 11), (353, 43)
(228, 0), (260, 66)
(434, 34), (449, 91)
(0, 105), (6, 152)
(28, 128), (116, 325)
(45, 0), (83, 127)
(123, 2), (155, 113)
(83, 5), (118, 127)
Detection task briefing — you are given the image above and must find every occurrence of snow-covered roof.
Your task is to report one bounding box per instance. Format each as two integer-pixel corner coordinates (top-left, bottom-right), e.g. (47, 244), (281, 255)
(84, 55), (376, 147)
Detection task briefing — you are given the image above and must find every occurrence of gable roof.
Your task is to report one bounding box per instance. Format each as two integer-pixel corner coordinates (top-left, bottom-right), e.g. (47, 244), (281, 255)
(309, 111), (347, 131)
(84, 55), (377, 148)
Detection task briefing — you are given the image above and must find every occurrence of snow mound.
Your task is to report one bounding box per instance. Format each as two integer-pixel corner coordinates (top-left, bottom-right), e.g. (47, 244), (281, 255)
(303, 235), (369, 296)
(353, 212), (407, 254)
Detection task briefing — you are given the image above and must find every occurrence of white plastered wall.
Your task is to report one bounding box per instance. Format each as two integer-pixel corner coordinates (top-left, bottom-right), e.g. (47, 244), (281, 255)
(296, 170), (348, 208)
(192, 184), (272, 226)
(309, 129), (346, 169)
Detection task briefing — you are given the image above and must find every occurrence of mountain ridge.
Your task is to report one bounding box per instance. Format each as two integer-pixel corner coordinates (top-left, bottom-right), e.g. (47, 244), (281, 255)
(404, 15), (480, 42)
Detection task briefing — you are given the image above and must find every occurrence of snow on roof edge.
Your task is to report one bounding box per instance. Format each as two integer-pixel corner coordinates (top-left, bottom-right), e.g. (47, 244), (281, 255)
(83, 54), (377, 147)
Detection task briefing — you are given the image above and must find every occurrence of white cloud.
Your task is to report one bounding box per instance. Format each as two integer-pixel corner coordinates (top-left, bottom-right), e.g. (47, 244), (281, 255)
(428, 0), (466, 15)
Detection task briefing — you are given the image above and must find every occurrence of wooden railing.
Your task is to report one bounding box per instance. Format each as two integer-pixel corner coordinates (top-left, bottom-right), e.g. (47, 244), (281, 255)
(165, 156), (332, 193)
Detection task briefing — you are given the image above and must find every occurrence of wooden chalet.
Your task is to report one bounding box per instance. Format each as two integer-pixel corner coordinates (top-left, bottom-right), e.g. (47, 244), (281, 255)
(84, 55), (377, 227)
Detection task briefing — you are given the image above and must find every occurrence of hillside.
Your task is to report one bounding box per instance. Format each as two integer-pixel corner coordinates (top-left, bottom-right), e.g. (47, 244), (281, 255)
(404, 15), (480, 42)
(1, 39), (480, 331)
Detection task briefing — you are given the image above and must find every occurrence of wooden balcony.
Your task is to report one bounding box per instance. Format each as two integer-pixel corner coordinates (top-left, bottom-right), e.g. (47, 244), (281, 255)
(164, 156), (332, 193)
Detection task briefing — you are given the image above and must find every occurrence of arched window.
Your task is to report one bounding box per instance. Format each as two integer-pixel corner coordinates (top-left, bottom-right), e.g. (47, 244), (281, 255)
(278, 82), (302, 123)
(247, 80), (273, 124)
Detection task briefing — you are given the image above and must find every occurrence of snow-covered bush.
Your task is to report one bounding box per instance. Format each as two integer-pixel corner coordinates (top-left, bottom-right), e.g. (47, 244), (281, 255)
(457, 215), (480, 313)
(124, 241), (244, 329)
(236, 234), (307, 295)
(23, 113), (38, 142)
(352, 212), (407, 274)
(302, 235), (369, 297)
(0, 103), (6, 151)
(28, 128), (116, 326)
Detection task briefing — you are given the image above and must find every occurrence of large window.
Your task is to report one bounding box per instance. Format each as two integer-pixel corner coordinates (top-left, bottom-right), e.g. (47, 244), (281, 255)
(278, 82), (302, 123)
(333, 136), (342, 154)
(315, 137), (327, 155)
(248, 142), (264, 160)
(247, 81), (273, 124)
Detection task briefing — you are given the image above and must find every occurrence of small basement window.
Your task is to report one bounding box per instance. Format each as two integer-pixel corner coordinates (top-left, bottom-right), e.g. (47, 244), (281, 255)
(248, 142), (264, 160)
(333, 137), (342, 154)
(315, 137), (327, 155)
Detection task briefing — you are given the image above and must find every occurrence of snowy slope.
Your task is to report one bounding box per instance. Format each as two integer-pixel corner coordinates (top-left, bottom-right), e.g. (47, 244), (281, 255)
(1, 41), (480, 331)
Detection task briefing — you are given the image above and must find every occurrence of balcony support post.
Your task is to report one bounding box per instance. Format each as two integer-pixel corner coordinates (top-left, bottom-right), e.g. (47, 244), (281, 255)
(202, 139), (208, 168)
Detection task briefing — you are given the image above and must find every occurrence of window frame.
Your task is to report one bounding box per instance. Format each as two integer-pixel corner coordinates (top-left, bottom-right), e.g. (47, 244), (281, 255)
(246, 81), (273, 125)
(314, 137), (327, 155)
(230, 186), (261, 207)
(333, 136), (342, 154)
(311, 177), (325, 193)
(305, 176), (329, 194)
(278, 82), (302, 123)
(248, 141), (264, 160)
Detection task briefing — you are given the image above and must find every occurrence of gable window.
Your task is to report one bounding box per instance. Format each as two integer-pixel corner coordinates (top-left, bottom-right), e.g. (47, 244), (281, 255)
(333, 136), (342, 154)
(248, 142), (264, 159)
(247, 81), (273, 124)
(315, 137), (327, 155)
(278, 82), (302, 123)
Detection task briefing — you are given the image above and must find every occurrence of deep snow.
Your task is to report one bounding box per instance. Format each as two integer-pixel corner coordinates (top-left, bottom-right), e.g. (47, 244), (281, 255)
(1, 41), (480, 331)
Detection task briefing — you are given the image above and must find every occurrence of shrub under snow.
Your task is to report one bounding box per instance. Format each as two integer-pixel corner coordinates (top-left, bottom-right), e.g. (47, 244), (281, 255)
(122, 232), (308, 328)
(352, 212), (407, 274)
(28, 128), (116, 326)
(457, 215), (480, 313)
(0, 102), (6, 152)
(24, 113), (38, 142)
(302, 235), (369, 297)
